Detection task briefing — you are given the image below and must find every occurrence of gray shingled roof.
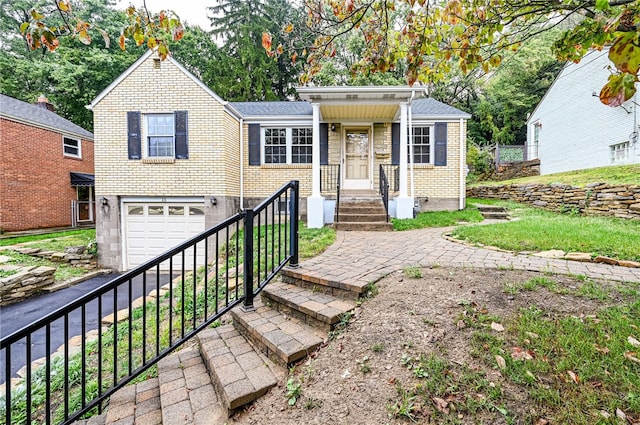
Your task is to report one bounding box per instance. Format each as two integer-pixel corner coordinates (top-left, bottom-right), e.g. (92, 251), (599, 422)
(411, 98), (470, 117)
(230, 97), (468, 118)
(230, 101), (312, 117)
(0, 94), (93, 139)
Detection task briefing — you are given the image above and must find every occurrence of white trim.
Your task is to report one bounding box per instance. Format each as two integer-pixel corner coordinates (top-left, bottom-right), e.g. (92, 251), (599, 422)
(120, 196), (205, 203)
(240, 117), (313, 124)
(239, 118), (244, 210)
(459, 118), (466, 210)
(62, 135), (82, 158)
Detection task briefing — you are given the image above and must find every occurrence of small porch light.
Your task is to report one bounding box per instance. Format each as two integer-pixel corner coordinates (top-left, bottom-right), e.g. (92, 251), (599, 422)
(100, 197), (109, 206)
(210, 196), (217, 206)
(331, 124), (336, 132)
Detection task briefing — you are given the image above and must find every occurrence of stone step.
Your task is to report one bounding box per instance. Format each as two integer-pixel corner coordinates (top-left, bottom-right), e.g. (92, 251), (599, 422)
(262, 281), (357, 332)
(231, 298), (325, 366)
(198, 325), (278, 417)
(334, 222), (394, 231)
(481, 212), (509, 219)
(280, 269), (365, 300)
(475, 204), (507, 212)
(157, 346), (226, 424)
(337, 213), (388, 223)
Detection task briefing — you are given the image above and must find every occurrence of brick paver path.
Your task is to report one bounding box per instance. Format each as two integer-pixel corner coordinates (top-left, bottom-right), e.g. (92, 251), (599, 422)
(296, 228), (640, 288)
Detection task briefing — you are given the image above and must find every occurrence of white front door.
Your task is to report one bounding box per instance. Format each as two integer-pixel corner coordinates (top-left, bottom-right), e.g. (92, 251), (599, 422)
(344, 128), (371, 190)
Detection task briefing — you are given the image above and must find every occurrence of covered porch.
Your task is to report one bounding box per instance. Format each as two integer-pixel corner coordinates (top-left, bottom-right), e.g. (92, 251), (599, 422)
(298, 86), (426, 228)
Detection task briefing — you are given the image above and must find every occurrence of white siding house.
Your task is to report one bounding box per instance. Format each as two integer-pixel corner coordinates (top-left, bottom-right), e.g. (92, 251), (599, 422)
(527, 49), (640, 175)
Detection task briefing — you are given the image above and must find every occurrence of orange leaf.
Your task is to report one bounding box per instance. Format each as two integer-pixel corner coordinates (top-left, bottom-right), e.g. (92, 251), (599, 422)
(119, 34), (126, 50)
(172, 24), (184, 41)
(57, 1), (70, 12)
(262, 32), (272, 52)
(284, 23), (294, 33)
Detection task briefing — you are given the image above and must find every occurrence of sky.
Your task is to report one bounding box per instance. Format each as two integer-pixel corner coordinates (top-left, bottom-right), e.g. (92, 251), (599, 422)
(114, 0), (214, 30)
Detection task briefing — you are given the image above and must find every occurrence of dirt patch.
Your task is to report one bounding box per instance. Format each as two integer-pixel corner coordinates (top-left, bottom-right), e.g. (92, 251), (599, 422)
(230, 267), (636, 425)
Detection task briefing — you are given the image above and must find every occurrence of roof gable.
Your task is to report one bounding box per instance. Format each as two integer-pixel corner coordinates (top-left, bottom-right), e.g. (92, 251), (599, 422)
(0, 94), (93, 140)
(88, 49), (227, 109)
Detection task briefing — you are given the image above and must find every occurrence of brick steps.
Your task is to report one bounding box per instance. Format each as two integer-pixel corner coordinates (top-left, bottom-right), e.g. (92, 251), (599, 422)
(198, 325), (278, 416)
(261, 281), (357, 332)
(96, 264), (362, 424)
(231, 298), (325, 366)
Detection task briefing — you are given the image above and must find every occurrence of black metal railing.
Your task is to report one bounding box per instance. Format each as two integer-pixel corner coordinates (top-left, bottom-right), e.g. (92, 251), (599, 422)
(380, 164), (399, 192)
(379, 165), (390, 222)
(320, 164), (341, 223)
(0, 181), (299, 425)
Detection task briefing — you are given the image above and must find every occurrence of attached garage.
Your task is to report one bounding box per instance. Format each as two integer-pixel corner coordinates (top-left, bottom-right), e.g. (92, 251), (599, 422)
(123, 202), (206, 269)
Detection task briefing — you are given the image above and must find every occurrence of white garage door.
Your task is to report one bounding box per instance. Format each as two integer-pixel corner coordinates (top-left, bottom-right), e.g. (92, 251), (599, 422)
(124, 203), (206, 269)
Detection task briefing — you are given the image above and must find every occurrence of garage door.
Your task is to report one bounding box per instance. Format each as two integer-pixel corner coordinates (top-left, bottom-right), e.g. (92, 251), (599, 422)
(124, 203), (206, 269)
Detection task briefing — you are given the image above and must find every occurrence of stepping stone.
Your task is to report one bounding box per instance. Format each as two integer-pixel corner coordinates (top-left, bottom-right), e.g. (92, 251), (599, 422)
(262, 281), (356, 331)
(232, 298), (324, 366)
(198, 325), (277, 416)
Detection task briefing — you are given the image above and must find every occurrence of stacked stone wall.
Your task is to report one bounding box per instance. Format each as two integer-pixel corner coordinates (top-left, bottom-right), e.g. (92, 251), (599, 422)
(0, 266), (56, 306)
(468, 183), (640, 219)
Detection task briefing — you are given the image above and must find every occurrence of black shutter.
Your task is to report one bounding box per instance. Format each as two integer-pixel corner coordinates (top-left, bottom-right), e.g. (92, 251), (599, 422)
(174, 110), (188, 159)
(391, 123), (400, 165)
(434, 122), (447, 166)
(248, 124), (260, 165)
(127, 111), (141, 160)
(320, 123), (328, 165)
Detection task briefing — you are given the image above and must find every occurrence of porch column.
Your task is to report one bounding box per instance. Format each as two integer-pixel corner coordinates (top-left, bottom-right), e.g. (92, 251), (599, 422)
(396, 102), (414, 218)
(307, 103), (325, 228)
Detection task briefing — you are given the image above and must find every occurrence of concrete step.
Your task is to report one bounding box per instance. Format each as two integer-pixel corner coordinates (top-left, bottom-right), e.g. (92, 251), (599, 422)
(337, 213), (388, 223)
(280, 269), (365, 300)
(334, 222), (394, 231)
(231, 299), (325, 366)
(198, 325), (278, 417)
(475, 204), (508, 212)
(262, 281), (357, 332)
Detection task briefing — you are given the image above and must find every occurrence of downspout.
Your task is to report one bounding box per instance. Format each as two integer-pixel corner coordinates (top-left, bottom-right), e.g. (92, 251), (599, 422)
(459, 117), (465, 210)
(239, 118), (244, 210)
(409, 90), (415, 200)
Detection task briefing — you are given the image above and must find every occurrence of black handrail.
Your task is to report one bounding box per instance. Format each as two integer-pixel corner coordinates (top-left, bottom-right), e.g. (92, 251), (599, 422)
(0, 181), (299, 425)
(379, 165), (390, 222)
(320, 164), (341, 223)
(380, 164), (399, 192)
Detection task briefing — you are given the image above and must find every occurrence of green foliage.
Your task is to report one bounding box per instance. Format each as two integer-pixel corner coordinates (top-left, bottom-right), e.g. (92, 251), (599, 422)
(0, 229), (95, 247)
(402, 265), (423, 279)
(285, 378), (302, 406)
(466, 139), (493, 180)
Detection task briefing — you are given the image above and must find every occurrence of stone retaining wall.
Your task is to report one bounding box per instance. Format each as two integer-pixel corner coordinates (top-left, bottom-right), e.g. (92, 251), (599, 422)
(468, 183), (640, 219)
(481, 159), (541, 182)
(0, 265), (56, 306)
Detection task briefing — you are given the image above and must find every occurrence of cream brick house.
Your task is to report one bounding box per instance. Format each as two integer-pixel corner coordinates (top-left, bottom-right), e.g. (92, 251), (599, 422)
(89, 50), (470, 271)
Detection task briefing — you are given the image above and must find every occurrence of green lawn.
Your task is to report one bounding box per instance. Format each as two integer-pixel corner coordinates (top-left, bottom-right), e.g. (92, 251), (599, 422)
(392, 203), (484, 230)
(0, 229), (95, 248)
(455, 199), (640, 262)
(470, 163), (640, 187)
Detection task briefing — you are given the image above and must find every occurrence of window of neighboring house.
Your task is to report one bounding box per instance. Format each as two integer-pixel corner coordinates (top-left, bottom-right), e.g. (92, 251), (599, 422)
(263, 127), (312, 164)
(532, 122), (541, 159)
(63, 136), (81, 158)
(610, 142), (630, 163)
(146, 113), (175, 158)
(408, 126), (432, 164)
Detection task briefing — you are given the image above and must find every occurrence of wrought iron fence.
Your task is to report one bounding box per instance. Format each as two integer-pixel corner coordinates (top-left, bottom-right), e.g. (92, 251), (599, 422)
(320, 164), (341, 223)
(0, 181), (299, 425)
(380, 164), (399, 192)
(379, 165), (390, 222)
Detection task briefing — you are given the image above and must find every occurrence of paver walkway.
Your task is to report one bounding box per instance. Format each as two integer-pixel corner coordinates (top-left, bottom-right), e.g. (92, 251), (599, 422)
(297, 227), (640, 287)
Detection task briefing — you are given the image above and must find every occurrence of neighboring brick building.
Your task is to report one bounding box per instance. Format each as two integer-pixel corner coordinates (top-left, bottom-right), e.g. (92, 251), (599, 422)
(0, 94), (94, 233)
(89, 50), (469, 271)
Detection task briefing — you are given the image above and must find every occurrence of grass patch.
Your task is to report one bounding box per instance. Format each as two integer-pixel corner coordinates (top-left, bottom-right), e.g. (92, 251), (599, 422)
(402, 265), (423, 279)
(299, 224), (335, 259)
(0, 229), (95, 247)
(392, 203), (483, 231)
(2, 251), (88, 281)
(471, 302), (640, 424)
(470, 163), (640, 187)
(453, 201), (640, 262)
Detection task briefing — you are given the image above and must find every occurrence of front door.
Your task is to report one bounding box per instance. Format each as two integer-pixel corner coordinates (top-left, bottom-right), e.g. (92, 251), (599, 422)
(344, 128), (371, 190)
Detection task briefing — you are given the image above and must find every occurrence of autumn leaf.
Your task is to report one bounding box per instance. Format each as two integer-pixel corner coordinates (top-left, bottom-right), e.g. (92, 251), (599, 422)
(511, 347), (534, 361)
(57, 1), (70, 12)
(490, 322), (504, 332)
(77, 29), (91, 45)
(567, 370), (580, 384)
(119, 34), (126, 50)
(495, 354), (506, 370)
(147, 37), (157, 49)
(262, 32), (272, 52)
(628, 336), (640, 347)
(172, 24), (184, 41)
(432, 397), (450, 414)
(624, 351), (640, 364)
(283, 23), (294, 33)
(600, 73), (636, 107)
(157, 43), (169, 60)
(609, 32), (640, 74)
(98, 28), (110, 48)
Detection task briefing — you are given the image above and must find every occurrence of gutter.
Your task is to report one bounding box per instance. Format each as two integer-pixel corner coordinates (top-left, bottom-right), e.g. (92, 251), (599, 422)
(459, 117), (465, 210)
